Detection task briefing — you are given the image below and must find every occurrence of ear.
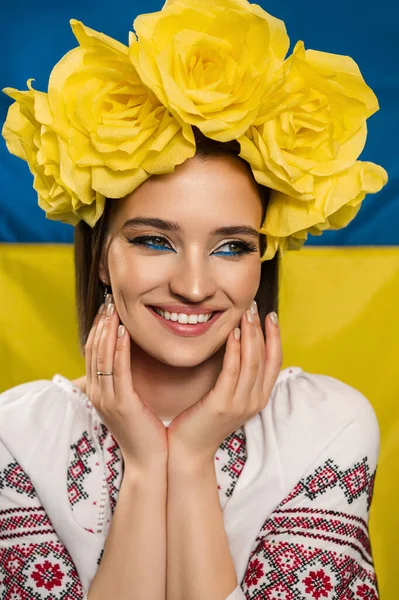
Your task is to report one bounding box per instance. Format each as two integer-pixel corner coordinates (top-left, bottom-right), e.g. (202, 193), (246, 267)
(98, 263), (109, 287)
(98, 237), (111, 286)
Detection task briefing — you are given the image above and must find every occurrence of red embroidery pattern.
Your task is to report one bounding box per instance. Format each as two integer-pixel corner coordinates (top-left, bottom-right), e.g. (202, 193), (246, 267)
(97, 424), (123, 514)
(0, 507), (54, 543)
(303, 569), (333, 599)
(259, 508), (372, 563)
(68, 432), (96, 507)
(216, 430), (247, 498)
(0, 540), (84, 599)
(356, 583), (378, 599)
(241, 539), (377, 599)
(279, 458), (377, 510)
(0, 455), (84, 598)
(238, 452), (378, 599)
(0, 462), (36, 499)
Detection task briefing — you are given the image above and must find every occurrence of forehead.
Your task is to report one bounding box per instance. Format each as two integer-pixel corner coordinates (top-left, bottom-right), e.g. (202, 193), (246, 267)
(110, 155), (263, 230)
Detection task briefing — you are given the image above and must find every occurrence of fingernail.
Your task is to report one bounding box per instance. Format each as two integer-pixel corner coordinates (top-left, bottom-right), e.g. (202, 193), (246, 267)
(118, 325), (125, 339)
(105, 294), (113, 307)
(106, 303), (115, 317)
(246, 309), (254, 323)
(234, 327), (241, 341)
(269, 311), (278, 326)
(250, 300), (257, 315)
(98, 303), (105, 315)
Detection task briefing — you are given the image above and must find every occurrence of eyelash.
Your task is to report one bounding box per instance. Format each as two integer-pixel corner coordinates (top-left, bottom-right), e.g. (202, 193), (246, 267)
(127, 235), (258, 257)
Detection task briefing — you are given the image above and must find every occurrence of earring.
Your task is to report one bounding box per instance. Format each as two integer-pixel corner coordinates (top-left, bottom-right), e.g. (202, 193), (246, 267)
(102, 280), (112, 301)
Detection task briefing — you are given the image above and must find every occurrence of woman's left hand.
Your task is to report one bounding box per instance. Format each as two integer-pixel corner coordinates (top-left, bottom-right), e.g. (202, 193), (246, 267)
(166, 302), (283, 465)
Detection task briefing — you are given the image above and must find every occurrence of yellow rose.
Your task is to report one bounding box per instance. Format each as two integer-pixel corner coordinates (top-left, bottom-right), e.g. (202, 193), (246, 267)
(259, 160), (387, 261)
(2, 19), (195, 226)
(129, 0), (289, 142)
(2, 83), (104, 226)
(237, 41), (388, 260)
(239, 40), (385, 196)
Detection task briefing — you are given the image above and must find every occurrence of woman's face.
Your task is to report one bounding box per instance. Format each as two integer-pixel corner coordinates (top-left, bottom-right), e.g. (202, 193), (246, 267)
(100, 154), (263, 367)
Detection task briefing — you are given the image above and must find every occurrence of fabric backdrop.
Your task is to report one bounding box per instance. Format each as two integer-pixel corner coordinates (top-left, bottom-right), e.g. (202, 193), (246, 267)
(0, 1), (397, 598)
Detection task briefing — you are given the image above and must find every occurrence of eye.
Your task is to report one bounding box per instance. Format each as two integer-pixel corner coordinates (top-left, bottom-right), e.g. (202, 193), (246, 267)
(127, 236), (258, 256)
(128, 235), (171, 251)
(213, 241), (258, 256)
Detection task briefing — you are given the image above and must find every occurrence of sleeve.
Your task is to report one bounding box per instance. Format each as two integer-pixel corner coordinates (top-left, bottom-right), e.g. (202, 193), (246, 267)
(0, 438), (86, 599)
(236, 383), (380, 599)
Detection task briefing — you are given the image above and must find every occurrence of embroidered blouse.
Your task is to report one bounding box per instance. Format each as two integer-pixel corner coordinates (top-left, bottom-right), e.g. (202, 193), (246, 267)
(0, 366), (379, 599)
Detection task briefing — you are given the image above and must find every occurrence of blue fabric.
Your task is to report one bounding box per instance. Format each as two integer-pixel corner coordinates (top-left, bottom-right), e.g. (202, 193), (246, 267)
(0, 0), (396, 244)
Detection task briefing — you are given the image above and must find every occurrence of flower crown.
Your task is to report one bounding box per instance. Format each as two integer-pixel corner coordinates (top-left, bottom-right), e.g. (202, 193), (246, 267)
(2, 0), (388, 261)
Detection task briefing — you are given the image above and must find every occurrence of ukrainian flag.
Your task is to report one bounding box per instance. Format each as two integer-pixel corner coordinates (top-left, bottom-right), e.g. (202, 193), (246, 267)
(1, 0), (397, 596)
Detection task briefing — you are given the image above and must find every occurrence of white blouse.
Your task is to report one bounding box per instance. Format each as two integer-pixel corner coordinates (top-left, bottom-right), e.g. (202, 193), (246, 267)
(0, 366), (380, 599)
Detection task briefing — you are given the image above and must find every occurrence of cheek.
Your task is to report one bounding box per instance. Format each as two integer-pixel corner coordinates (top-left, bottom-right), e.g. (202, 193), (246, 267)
(222, 261), (261, 305)
(108, 251), (166, 298)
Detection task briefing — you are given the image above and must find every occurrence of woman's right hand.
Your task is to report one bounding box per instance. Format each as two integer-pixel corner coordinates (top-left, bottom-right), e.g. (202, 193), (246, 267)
(85, 296), (169, 475)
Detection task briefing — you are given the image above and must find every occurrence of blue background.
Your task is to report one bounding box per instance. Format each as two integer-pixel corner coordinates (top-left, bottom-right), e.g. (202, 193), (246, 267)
(0, 0), (397, 244)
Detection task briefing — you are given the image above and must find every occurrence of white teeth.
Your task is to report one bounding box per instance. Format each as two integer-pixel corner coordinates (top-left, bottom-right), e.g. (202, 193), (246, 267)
(153, 308), (213, 324)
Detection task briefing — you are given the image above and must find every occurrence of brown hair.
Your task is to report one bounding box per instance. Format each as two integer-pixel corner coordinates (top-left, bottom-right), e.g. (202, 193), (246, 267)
(74, 128), (280, 354)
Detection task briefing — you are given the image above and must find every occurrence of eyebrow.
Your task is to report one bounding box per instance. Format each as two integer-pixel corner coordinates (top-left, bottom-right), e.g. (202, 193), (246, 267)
(121, 217), (260, 239)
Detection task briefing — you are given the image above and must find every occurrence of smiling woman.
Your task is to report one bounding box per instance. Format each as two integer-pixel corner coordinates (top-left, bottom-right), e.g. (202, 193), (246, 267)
(71, 126), (280, 422)
(74, 128), (279, 351)
(0, 1), (386, 599)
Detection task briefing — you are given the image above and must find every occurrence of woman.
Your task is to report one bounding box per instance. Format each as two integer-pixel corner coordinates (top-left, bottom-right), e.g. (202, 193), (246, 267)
(0, 1), (387, 599)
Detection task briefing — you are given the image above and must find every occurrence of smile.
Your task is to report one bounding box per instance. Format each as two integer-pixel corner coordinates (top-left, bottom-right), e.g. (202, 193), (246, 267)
(147, 306), (223, 337)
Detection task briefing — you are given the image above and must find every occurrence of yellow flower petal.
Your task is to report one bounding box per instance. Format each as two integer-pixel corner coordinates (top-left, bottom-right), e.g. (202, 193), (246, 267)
(70, 19), (129, 56)
(130, 0), (289, 140)
(92, 165), (150, 198)
(258, 159), (388, 262)
(2, 101), (33, 160)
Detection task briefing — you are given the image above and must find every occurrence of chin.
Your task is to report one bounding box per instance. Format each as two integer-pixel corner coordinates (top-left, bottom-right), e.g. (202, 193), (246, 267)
(140, 337), (227, 368)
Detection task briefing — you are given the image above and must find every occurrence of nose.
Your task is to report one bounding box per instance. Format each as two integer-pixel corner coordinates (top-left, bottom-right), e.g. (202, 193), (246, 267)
(168, 248), (218, 302)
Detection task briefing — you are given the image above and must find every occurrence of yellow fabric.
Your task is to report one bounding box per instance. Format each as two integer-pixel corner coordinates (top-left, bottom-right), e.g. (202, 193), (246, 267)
(0, 243), (397, 598)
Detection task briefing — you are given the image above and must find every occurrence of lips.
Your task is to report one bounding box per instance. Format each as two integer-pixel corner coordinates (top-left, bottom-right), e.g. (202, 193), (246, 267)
(150, 306), (216, 320)
(146, 306), (223, 337)
(148, 305), (216, 316)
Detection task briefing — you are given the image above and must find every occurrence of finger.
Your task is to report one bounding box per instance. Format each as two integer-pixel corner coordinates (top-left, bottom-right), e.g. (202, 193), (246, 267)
(85, 304), (105, 391)
(91, 303), (108, 401)
(113, 321), (136, 408)
(234, 307), (259, 404)
(251, 302), (266, 397)
(262, 312), (283, 400)
(210, 327), (241, 411)
(97, 301), (120, 400)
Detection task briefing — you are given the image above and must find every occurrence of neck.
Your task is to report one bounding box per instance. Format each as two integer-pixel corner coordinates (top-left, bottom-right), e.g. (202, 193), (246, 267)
(129, 339), (226, 422)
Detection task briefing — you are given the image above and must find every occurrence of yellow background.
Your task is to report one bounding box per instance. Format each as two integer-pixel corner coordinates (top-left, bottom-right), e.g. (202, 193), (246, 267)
(0, 243), (397, 598)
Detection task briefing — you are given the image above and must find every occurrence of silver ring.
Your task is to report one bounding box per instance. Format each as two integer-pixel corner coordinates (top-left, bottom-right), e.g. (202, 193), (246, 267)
(97, 371), (113, 376)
